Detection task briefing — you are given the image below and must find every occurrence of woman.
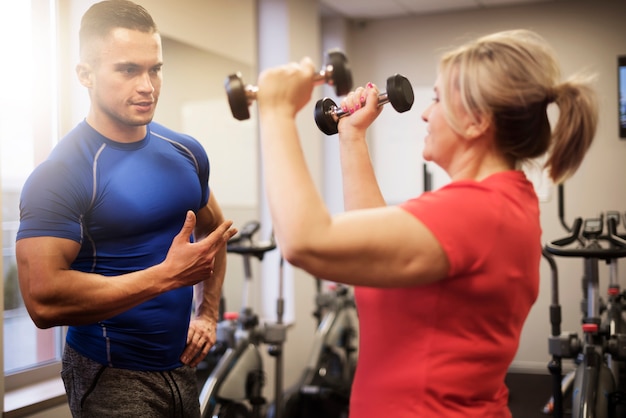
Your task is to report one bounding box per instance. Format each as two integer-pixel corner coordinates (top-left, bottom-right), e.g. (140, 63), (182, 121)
(255, 29), (597, 417)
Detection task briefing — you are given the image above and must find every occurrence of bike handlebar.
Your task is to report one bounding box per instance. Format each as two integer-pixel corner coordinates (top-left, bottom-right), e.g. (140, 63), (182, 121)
(228, 220), (260, 243)
(550, 218), (583, 247)
(607, 217), (626, 247)
(544, 216), (626, 259)
(227, 220), (277, 260)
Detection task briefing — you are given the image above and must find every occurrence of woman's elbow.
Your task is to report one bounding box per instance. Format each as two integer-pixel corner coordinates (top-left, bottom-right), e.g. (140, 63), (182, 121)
(279, 241), (312, 272)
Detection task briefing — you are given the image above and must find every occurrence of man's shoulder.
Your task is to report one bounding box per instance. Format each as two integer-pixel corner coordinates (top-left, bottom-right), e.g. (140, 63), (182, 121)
(148, 122), (206, 157)
(50, 120), (103, 159)
(149, 121), (192, 141)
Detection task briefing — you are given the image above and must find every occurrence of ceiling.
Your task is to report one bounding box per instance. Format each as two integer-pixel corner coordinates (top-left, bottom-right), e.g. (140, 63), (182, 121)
(319, 0), (561, 20)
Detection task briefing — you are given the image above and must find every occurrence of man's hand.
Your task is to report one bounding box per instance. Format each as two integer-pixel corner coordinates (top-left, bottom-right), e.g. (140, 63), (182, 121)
(161, 211), (236, 289)
(181, 316), (217, 367)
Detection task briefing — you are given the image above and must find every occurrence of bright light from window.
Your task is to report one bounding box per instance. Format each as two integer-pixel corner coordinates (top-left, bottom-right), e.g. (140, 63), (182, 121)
(0, 2), (35, 185)
(1, 0), (62, 377)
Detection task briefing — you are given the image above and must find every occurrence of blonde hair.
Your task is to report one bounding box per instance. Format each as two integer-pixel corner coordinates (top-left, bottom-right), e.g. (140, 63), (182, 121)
(438, 29), (598, 184)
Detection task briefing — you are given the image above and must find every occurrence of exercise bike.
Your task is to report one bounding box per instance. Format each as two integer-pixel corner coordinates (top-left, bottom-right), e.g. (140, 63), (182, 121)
(270, 280), (359, 418)
(544, 189), (626, 417)
(198, 220), (288, 418)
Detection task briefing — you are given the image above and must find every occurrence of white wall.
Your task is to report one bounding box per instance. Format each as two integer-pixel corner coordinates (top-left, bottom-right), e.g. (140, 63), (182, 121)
(322, 0), (626, 372)
(123, 0), (256, 66)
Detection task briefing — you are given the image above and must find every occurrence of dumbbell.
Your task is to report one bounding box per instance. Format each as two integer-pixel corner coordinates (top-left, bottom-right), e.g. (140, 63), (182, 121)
(314, 73), (414, 135)
(225, 49), (353, 121)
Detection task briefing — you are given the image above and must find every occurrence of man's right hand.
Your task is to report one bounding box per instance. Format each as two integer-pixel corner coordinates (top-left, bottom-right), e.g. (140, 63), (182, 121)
(161, 211), (237, 289)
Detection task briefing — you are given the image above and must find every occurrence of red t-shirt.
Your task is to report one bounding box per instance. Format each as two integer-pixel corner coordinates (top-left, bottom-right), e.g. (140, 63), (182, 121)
(349, 171), (541, 418)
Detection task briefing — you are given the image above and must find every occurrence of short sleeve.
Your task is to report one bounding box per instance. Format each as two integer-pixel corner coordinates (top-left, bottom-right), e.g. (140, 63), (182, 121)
(17, 160), (90, 243)
(399, 182), (503, 277)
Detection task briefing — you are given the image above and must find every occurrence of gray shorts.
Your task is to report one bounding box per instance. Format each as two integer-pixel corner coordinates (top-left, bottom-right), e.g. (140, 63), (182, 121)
(61, 344), (200, 418)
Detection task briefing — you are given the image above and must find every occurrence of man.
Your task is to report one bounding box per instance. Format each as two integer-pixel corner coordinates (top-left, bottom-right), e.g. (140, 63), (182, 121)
(15, 1), (236, 416)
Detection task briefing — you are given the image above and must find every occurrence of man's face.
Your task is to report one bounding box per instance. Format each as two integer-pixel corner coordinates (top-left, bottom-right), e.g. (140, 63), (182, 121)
(80, 27), (163, 141)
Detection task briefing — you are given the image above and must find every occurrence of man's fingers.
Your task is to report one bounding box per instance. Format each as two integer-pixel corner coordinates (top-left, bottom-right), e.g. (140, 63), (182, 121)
(175, 211), (197, 243)
(212, 220), (237, 244)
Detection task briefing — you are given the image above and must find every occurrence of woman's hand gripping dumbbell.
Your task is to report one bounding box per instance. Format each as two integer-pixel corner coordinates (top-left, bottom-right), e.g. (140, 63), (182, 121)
(225, 49), (353, 121)
(314, 73), (414, 135)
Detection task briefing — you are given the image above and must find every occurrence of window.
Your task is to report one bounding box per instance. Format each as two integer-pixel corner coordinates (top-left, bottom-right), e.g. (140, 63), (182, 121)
(1, 0), (64, 390)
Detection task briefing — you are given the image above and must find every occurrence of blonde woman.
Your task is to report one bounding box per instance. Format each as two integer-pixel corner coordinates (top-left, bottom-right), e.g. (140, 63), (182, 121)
(255, 29), (597, 417)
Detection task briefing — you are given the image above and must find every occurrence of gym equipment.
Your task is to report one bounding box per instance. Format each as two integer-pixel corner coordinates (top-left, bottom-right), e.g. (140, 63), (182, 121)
(225, 49), (353, 121)
(198, 220), (288, 418)
(544, 185), (626, 418)
(268, 280), (359, 418)
(313, 73), (414, 135)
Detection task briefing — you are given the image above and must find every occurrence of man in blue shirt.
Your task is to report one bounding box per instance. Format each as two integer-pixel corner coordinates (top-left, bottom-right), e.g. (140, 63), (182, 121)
(16, 1), (237, 416)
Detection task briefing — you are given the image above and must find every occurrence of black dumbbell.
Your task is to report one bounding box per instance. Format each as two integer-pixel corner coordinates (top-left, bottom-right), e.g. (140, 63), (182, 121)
(314, 73), (414, 135)
(225, 49), (353, 121)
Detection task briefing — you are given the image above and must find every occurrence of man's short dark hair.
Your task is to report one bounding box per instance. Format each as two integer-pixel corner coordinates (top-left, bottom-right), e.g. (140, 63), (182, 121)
(79, 0), (158, 60)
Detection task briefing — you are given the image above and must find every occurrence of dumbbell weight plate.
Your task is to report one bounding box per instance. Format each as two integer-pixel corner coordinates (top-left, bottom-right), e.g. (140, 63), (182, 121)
(326, 49), (353, 96)
(225, 72), (250, 121)
(314, 97), (340, 136)
(387, 74), (414, 113)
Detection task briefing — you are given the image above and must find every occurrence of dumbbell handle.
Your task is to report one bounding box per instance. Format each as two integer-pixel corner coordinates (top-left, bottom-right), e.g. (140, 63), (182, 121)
(241, 83), (258, 105)
(239, 65), (342, 105)
(313, 62), (342, 88)
(226, 49), (352, 121)
(327, 92), (392, 121)
(314, 74), (414, 135)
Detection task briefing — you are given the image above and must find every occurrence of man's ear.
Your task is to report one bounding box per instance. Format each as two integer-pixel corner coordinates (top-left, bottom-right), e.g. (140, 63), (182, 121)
(76, 62), (93, 88)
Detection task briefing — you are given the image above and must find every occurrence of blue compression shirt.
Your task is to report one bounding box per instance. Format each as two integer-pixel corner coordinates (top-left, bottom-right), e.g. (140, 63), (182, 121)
(17, 121), (210, 371)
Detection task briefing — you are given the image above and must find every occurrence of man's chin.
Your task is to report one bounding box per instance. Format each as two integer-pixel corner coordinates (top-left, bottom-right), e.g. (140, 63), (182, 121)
(128, 116), (154, 127)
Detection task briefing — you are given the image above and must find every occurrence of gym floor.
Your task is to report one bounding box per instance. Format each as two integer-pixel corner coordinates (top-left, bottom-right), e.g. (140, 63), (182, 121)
(196, 369), (566, 417)
(506, 372), (570, 417)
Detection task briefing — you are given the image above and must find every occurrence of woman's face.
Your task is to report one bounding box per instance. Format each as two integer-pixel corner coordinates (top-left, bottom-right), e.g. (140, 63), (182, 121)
(421, 74), (464, 171)
(421, 73), (481, 174)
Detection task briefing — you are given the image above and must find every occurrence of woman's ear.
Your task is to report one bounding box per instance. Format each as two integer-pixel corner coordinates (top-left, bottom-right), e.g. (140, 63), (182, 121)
(465, 113), (491, 140)
(76, 63), (93, 88)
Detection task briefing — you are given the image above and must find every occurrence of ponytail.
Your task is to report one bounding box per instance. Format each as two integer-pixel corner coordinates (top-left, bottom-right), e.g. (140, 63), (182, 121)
(545, 76), (598, 184)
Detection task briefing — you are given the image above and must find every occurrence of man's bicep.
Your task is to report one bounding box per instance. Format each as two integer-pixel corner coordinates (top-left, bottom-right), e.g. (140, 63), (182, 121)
(16, 236), (81, 279)
(15, 237), (81, 318)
